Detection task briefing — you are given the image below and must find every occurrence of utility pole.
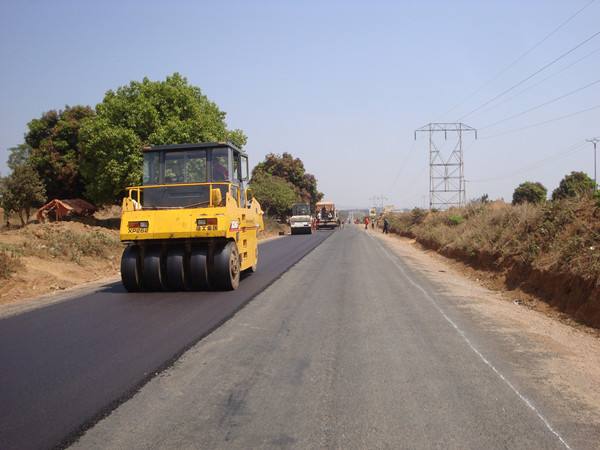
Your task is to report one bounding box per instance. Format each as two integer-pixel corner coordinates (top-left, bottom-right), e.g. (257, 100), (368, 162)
(587, 137), (599, 189)
(415, 123), (477, 209)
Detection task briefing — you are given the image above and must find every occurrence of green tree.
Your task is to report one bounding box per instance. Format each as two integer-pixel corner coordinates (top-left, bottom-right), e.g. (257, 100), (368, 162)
(25, 105), (95, 199)
(7, 143), (32, 171)
(249, 172), (298, 218)
(80, 73), (246, 204)
(512, 181), (547, 205)
(0, 165), (47, 226)
(551, 171), (596, 201)
(251, 152), (323, 208)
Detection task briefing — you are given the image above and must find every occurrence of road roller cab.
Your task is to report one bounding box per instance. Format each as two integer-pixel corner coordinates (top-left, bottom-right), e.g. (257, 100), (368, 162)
(119, 142), (264, 292)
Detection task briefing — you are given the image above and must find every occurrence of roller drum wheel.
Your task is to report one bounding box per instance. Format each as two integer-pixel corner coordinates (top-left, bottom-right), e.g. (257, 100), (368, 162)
(190, 246), (210, 290)
(212, 241), (240, 290)
(121, 245), (142, 292)
(166, 246), (189, 291)
(142, 245), (165, 291)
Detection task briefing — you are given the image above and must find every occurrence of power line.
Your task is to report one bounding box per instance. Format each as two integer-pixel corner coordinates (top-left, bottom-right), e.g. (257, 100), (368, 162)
(388, 140), (416, 191)
(469, 140), (588, 182)
(477, 45), (600, 116)
(479, 77), (600, 130)
(437, 0), (598, 119)
(458, 29), (600, 120)
(480, 103), (600, 139)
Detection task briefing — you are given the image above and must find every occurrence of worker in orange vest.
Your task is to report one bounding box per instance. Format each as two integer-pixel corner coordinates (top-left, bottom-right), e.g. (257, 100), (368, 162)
(364, 216), (369, 230)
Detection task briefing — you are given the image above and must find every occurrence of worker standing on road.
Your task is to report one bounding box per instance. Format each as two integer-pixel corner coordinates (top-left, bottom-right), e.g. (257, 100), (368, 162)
(364, 216), (369, 230)
(383, 217), (389, 234)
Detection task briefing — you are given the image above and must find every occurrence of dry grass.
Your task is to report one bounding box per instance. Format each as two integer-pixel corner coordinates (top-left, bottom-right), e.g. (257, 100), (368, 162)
(0, 222), (121, 267)
(386, 197), (600, 327)
(0, 250), (24, 279)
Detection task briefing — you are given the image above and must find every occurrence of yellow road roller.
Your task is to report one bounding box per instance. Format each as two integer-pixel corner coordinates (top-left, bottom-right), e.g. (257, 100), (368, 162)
(119, 142), (264, 291)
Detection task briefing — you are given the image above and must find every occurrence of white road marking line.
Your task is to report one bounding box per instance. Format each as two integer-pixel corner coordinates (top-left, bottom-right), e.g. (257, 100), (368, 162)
(367, 232), (572, 450)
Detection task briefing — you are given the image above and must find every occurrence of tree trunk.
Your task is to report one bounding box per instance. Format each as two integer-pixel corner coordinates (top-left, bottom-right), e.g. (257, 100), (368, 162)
(18, 210), (25, 227)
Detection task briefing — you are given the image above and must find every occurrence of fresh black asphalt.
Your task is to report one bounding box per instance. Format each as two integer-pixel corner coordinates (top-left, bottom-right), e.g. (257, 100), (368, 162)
(0, 231), (331, 450)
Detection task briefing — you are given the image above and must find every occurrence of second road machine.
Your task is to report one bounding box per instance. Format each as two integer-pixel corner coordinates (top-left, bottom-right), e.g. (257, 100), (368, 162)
(119, 142), (264, 292)
(316, 201), (338, 230)
(290, 203), (313, 235)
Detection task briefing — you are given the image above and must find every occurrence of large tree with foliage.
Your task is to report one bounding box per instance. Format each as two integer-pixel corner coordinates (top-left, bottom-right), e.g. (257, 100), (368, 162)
(0, 164), (46, 226)
(25, 105), (95, 199)
(79, 73), (247, 204)
(551, 171), (596, 201)
(6, 143), (31, 171)
(249, 172), (298, 218)
(251, 152), (323, 208)
(512, 181), (547, 205)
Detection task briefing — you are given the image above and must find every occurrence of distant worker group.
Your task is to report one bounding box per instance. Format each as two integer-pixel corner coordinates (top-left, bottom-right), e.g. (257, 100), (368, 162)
(363, 215), (389, 234)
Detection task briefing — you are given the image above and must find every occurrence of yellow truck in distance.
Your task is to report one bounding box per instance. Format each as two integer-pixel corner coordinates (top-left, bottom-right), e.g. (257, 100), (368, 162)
(119, 142), (264, 292)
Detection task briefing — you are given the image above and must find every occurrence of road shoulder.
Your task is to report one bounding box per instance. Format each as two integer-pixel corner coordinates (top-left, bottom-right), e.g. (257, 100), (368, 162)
(370, 227), (600, 437)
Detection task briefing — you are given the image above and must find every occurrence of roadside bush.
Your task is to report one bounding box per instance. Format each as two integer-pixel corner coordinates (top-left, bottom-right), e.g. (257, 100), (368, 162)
(512, 181), (547, 205)
(552, 171), (595, 201)
(447, 215), (464, 226)
(411, 207), (427, 225)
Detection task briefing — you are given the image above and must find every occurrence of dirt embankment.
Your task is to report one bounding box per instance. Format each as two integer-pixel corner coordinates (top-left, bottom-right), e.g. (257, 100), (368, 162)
(386, 198), (600, 328)
(0, 212), (286, 308)
(0, 221), (122, 306)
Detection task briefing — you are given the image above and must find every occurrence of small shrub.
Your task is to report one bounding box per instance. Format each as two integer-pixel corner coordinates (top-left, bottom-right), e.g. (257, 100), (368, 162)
(411, 208), (427, 225)
(447, 215), (464, 226)
(0, 250), (22, 278)
(552, 171), (595, 201)
(512, 181), (547, 205)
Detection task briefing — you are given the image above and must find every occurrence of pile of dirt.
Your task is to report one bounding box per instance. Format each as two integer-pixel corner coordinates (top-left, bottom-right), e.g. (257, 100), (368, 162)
(0, 222), (121, 306)
(386, 198), (600, 328)
(259, 216), (289, 239)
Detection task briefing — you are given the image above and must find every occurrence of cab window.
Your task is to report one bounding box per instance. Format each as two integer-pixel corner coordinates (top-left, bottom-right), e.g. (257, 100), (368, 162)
(212, 148), (230, 181)
(233, 154), (241, 181)
(143, 152), (160, 185)
(186, 150), (207, 182)
(164, 152), (186, 183)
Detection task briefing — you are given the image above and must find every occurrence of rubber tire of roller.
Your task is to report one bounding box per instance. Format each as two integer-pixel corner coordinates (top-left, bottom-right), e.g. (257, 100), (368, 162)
(189, 246), (210, 290)
(166, 246), (188, 291)
(142, 245), (165, 291)
(212, 241), (240, 290)
(121, 245), (142, 292)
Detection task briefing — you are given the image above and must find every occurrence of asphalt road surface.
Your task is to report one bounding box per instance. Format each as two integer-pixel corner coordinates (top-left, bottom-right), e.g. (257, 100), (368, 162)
(0, 231), (331, 450)
(72, 226), (597, 450)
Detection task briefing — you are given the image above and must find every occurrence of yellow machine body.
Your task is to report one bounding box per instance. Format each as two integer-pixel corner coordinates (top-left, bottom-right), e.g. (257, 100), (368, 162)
(120, 184), (264, 271)
(118, 142), (264, 292)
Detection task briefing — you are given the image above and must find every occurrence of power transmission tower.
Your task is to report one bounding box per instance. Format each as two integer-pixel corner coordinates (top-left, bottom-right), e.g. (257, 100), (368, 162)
(586, 137), (599, 189)
(415, 123), (477, 209)
(369, 195), (388, 211)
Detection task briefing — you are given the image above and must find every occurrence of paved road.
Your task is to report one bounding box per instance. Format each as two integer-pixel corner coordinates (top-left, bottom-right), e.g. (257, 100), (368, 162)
(73, 226), (596, 450)
(0, 231), (331, 450)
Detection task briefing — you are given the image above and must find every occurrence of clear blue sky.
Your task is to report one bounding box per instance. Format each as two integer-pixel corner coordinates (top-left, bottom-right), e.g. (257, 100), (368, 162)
(1, 0), (599, 208)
